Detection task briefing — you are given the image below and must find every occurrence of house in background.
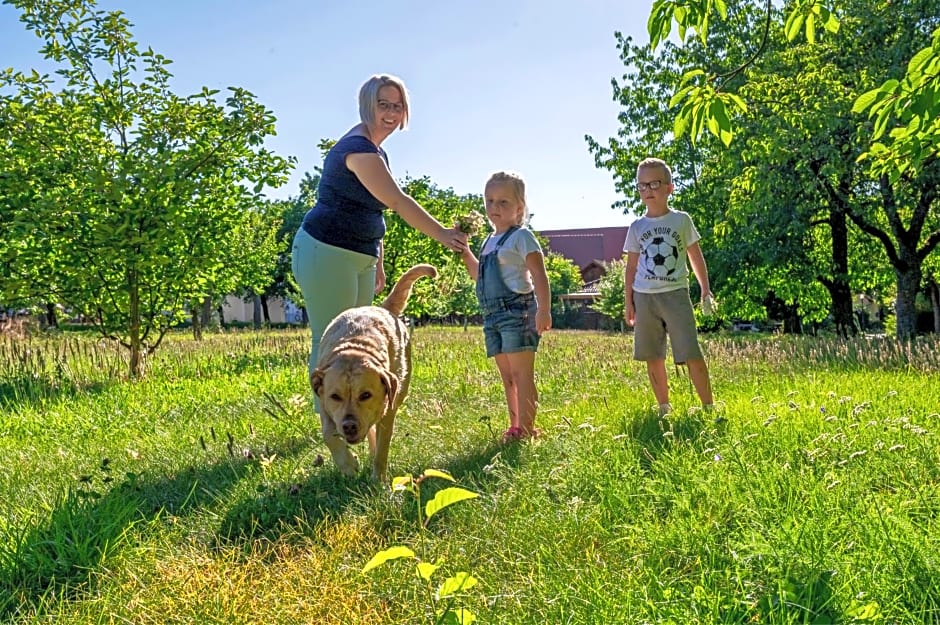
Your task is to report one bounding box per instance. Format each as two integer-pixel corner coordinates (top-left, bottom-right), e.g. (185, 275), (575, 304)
(538, 226), (629, 283)
(537, 226), (629, 329)
(220, 295), (304, 325)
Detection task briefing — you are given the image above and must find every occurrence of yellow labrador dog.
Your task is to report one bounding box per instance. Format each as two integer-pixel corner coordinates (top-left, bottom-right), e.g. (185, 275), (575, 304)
(311, 264), (436, 483)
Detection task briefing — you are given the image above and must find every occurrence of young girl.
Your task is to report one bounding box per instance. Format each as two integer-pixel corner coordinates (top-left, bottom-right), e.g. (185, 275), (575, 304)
(459, 171), (552, 441)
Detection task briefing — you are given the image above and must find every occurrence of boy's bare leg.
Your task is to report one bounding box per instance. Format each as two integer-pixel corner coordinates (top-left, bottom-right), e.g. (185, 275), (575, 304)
(686, 358), (713, 405)
(646, 359), (670, 406)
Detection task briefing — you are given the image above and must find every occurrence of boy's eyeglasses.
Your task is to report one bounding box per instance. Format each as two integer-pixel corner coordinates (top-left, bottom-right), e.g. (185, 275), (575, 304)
(636, 180), (664, 192)
(377, 100), (404, 113)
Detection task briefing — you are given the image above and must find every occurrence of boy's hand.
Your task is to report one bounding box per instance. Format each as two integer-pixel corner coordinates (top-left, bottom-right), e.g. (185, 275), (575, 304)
(701, 293), (716, 316)
(624, 303), (636, 327)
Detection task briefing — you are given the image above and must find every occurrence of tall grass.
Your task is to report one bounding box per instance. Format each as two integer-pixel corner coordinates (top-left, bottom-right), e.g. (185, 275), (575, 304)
(0, 328), (938, 623)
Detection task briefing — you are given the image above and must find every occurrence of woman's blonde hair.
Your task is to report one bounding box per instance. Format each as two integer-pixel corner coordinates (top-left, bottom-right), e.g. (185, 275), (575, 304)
(485, 170), (528, 226)
(359, 74), (410, 130)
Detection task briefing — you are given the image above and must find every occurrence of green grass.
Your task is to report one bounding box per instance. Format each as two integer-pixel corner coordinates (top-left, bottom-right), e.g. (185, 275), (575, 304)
(1, 327), (938, 624)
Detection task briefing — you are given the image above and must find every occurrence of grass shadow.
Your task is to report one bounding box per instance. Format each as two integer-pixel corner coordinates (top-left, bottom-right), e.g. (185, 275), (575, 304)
(627, 409), (723, 473)
(215, 432), (527, 545)
(0, 436), (308, 621)
(0, 378), (115, 411)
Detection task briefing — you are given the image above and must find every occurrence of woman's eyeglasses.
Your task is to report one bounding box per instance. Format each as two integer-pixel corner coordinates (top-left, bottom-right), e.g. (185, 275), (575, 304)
(377, 100), (404, 113)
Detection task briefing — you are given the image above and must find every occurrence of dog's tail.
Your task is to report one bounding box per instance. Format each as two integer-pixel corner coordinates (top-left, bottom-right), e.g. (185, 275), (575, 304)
(381, 264), (437, 316)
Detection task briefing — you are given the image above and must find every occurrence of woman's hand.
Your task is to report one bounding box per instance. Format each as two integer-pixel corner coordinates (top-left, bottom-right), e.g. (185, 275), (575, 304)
(437, 227), (469, 253)
(374, 263), (386, 294)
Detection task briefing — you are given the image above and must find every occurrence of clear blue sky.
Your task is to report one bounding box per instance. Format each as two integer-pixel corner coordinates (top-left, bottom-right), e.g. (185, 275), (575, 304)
(1, 0), (653, 230)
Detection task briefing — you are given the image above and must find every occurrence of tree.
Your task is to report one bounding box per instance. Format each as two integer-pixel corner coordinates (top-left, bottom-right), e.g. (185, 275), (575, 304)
(382, 177), (484, 317)
(264, 172), (319, 313)
(585, 7), (843, 331)
(544, 251), (583, 328)
(0, 0), (293, 375)
(591, 258), (627, 329)
(636, 0), (940, 339)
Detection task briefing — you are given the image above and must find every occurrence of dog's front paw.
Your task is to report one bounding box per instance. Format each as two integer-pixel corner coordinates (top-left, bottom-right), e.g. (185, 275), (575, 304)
(371, 468), (388, 485)
(334, 449), (359, 477)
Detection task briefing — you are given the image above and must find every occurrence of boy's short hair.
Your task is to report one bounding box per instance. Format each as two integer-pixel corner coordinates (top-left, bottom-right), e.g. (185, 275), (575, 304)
(486, 170), (528, 226)
(359, 74), (410, 130)
(636, 157), (672, 183)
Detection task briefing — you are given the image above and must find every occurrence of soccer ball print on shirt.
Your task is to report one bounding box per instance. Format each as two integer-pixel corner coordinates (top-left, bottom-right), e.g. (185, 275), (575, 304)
(642, 235), (681, 279)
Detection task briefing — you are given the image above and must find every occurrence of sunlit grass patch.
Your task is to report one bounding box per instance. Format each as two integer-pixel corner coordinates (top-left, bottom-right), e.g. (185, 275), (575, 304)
(0, 327), (938, 623)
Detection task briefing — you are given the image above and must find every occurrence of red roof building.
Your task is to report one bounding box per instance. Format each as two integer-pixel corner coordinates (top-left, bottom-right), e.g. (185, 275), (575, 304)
(536, 226), (630, 330)
(537, 226), (629, 283)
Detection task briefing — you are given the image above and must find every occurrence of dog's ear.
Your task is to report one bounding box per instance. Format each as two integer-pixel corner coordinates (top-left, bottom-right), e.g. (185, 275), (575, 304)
(379, 369), (400, 407)
(310, 368), (325, 397)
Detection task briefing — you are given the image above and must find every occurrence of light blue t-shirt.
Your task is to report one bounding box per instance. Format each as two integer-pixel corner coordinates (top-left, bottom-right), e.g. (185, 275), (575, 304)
(623, 210), (701, 293)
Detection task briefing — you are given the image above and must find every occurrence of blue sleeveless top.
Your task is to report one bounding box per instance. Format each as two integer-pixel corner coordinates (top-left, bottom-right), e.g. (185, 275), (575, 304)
(301, 135), (389, 257)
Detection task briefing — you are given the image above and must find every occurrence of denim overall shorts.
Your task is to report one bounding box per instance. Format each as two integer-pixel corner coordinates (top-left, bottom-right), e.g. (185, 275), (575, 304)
(476, 226), (540, 357)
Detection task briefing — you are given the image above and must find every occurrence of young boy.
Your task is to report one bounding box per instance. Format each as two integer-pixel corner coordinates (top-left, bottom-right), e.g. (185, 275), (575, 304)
(623, 158), (715, 417)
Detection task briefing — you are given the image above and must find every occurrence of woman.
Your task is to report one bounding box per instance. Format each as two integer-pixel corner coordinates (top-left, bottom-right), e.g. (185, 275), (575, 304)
(291, 74), (467, 380)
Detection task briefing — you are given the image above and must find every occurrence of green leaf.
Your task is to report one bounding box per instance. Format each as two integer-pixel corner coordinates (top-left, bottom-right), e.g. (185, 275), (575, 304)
(438, 609), (477, 625)
(417, 559), (442, 582)
(678, 68), (706, 85)
(880, 79), (900, 95)
(647, 0), (672, 50)
(361, 546), (415, 574)
(821, 8), (840, 34)
(391, 475), (414, 491)
(438, 572), (478, 598)
(421, 468), (456, 482)
(726, 92), (748, 113)
(852, 87), (882, 114)
(673, 108), (691, 139)
(714, 0), (728, 19)
(805, 12), (816, 45)
(907, 46), (934, 76)
(785, 10), (805, 42)
(425, 487), (479, 521)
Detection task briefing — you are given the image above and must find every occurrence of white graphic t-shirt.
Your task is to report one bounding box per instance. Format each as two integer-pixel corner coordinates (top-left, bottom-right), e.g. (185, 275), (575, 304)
(622, 210), (700, 294)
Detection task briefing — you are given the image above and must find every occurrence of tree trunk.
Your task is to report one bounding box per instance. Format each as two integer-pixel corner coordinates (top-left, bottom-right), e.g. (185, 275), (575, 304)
(826, 206), (857, 338)
(927, 279), (940, 334)
(783, 303), (802, 335)
(45, 302), (59, 329)
(128, 269), (143, 378)
(894, 262), (922, 340)
(201, 296), (214, 330)
(253, 295), (262, 330)
(191, 305), (202, 341)
(261, 295), (271, 323)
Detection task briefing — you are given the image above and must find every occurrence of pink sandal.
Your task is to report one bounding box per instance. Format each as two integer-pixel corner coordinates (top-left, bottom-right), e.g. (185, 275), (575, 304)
(501, 426), (541, 443)
(501, 426), (525, 442)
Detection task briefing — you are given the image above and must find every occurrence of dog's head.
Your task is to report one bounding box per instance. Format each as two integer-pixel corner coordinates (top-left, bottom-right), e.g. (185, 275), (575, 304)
(311, 352), (400, 444)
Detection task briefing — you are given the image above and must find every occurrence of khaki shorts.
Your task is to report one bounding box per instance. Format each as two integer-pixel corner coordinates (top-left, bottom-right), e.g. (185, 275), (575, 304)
(633, 289), (703, 363)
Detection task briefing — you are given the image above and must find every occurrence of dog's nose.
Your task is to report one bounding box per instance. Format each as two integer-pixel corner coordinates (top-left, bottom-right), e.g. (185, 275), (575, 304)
(342, 420), (358, 438)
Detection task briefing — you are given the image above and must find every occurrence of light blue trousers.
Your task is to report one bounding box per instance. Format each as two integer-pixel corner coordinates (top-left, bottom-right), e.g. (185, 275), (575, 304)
(291, 229), (378, 378)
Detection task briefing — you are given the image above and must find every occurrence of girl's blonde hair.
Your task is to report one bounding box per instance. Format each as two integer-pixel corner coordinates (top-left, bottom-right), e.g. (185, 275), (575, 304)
(358, 74), (410, 130)
(485, 170), (528, 226)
